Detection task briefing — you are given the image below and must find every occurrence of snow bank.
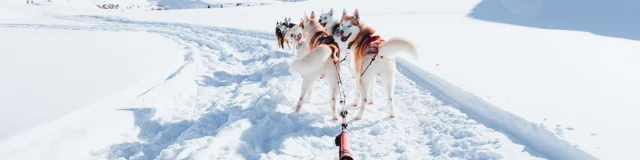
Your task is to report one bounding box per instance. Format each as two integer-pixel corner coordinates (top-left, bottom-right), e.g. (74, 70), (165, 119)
(2, 0), (637, 159)
(109, 0), (639, 159)
(396, 58), (596, 160)
(469, 0), (640, 41)
(148, 0), (299, 9)
(0, 27), (184, 140)
(1, 11), (540, 159)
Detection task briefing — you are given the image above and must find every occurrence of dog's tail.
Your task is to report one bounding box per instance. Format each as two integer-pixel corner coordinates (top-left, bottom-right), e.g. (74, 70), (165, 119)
(377, 37), (418, 59)
(289, 46), (333, 74)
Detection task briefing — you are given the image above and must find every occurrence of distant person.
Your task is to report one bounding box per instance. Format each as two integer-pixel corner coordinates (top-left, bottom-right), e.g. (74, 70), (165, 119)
(220, 4), (223, 8)
(208, 5), (210, 8)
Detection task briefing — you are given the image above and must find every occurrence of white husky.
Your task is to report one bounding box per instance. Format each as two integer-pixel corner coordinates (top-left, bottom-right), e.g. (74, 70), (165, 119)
(275, 17), (298, 54)
(281, 20), (309, 59)
(318, 8), (355, 73)
(338, 9), (418, 120)
(289, 11), (343, 120)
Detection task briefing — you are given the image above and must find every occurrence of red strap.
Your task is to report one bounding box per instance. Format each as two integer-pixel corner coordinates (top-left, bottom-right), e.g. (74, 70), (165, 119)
(365, 35), (382, 56)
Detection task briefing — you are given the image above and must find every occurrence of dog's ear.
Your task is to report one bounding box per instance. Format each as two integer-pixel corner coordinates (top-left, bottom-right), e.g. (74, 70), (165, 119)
(310, 11), (316, 19)
(353, 9), (360, 22)
(299, 19), (304, 29)
(342, 8), (348, 18)
(303, 11), (308, 21)
(329, 8), (333, 16)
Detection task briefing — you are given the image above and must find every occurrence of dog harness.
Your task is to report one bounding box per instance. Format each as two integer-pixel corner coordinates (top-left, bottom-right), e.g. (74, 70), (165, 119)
(359, 34), (385, 77)
(365, 35), (383, 55)
(310, 31), (341, 60)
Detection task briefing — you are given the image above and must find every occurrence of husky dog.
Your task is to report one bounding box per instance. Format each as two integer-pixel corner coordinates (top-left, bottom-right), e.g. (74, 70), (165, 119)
(318, 8), (354, 72)
(338, 9), (418, 120)
(283, 21), (309, 59)
(289, 11), (342, 120)
(275, 17), (296, 51)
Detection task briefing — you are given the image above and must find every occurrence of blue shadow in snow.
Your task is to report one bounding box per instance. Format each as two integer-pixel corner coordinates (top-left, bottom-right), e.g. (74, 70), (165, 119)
(109, 108), (197, 160)
(198, 61), (292, 87)
(241, 50), (293, 65)
(109, 102), (337, 159)
(468, 0), (640, 41)
(394, 58), (597, 160)
(151, 0), (211, 9)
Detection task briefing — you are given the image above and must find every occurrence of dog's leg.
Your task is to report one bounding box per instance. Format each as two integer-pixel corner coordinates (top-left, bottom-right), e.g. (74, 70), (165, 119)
(381, 71), (396, 118)
(296, 73), (320, 113)
(355, 74), (375, 120)
(367, 79), (375, 105)
(345, 49), (356, 78)
(326, 68), (340, 120)
(351, 75), (363, 107)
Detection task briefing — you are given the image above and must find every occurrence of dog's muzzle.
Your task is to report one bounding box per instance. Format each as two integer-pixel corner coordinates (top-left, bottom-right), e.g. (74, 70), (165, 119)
(295, 33), (302, 42)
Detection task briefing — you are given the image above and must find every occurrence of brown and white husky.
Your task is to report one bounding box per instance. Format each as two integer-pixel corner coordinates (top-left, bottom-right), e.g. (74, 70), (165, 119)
(282, 20), (309, 59)
(338, 9), (418, 120)
(317, 8), (355, 74)
(276, 17), (308, 57)
(289, 11), (343, 120)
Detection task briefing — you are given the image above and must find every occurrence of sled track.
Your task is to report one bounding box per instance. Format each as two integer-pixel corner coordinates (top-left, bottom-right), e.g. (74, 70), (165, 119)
(1, 16), (544, 159)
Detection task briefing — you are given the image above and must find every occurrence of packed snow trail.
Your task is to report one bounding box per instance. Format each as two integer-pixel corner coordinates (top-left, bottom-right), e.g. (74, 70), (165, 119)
(0, 16), (539, 159)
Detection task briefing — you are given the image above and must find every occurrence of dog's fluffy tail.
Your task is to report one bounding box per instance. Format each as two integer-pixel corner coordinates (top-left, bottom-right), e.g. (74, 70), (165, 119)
(289, 46), (333, 74)
(377, 37), (418, 59)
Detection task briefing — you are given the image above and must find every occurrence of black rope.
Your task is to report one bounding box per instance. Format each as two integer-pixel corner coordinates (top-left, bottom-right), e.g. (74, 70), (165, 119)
(334, 61), (347, 110)
(334, 61), (349, 130)
(340, 56), (348, 63)
(360, 57), (376, 77)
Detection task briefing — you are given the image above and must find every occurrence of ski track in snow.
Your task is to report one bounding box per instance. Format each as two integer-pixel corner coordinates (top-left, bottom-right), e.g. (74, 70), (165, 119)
(1, 16), (533, 159)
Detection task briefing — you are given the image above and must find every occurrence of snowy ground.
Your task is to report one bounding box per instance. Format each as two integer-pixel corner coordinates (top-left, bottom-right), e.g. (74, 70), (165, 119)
(150, 0), (296, 10)
(1, 0), (638, 159)
(0, 11), (541, 160)
(106, 0), (637, 159)
(0, 28), (183, 140)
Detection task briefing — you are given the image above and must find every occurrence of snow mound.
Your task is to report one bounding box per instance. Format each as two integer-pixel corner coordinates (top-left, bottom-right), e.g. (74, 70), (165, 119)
(0, 15), (539, 160)
(469, 0), (640, 41)
(148, 0), (303, 9)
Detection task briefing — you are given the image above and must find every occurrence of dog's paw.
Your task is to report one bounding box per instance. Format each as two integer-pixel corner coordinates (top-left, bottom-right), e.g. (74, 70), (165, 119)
(367, 101), (374, 105)
(354, 116), (362, 120)
(332, 116), (339, 121)
(389, 114), (396, 118)
(295, 104), (302, 113)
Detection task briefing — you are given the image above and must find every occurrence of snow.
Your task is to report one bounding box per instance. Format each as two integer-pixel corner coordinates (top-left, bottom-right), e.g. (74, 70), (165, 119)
(110, 1), (640, 158)
(0, 13), (539, 159)
(146, 0), (299, 10)
(0, 27), (184, 141)
(1, 0), (637, 159)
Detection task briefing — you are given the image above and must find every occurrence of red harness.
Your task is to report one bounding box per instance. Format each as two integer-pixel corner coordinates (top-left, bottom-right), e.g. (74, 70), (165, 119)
(365, 35), (383, 56)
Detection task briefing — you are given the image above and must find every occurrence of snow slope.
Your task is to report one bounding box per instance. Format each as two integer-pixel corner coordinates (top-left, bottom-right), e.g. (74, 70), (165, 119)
(1, 0), (636, 159)
(147, 0), (301, 10)
(107, 0), (638, 159)
(0, 2), (544, 160)
(0, 28), (184, 140)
